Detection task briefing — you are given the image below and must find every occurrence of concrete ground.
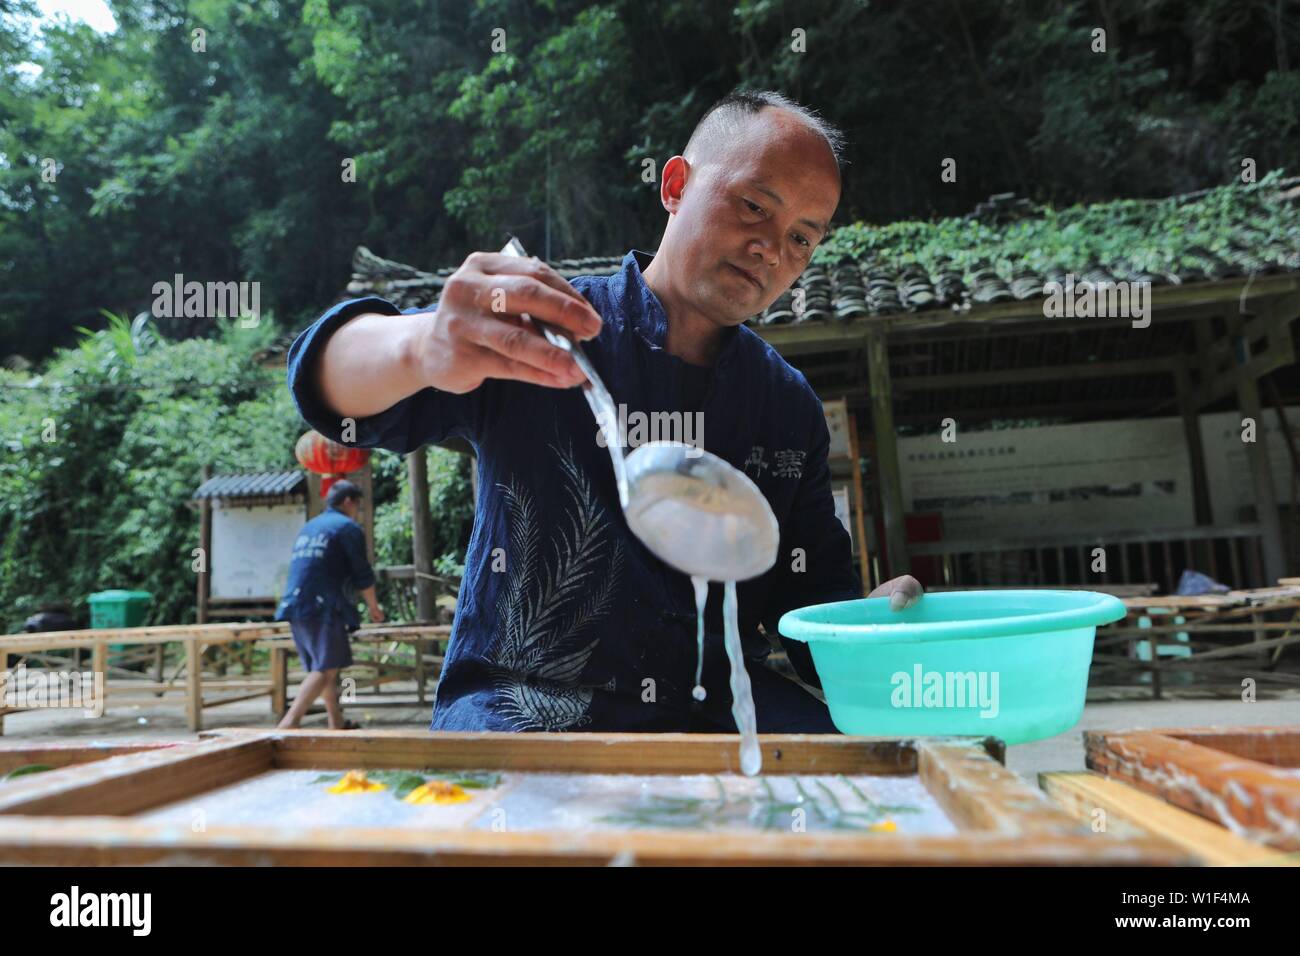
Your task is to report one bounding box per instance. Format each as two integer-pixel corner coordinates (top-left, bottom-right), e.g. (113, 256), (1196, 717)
(3, 680), (1296, 783)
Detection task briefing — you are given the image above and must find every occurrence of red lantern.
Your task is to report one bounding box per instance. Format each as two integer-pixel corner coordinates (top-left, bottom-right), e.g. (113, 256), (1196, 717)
(295, 430), (370, 498)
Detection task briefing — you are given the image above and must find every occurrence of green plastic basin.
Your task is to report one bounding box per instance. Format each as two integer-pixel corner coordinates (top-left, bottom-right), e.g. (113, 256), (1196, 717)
(778, 589), (1126, 744)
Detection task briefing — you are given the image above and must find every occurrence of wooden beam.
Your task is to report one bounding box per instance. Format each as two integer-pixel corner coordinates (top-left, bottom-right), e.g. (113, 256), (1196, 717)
(0, 815), (1179, 867)
(249, 728), (926, 775)
(1085, 730), (1300, 850)
(1040, 771), (1289, 866)
(864, 325), (909, 576)
(756, 321), (869, 357)
(1188, 295), (1298, 409)
(918, 741), (1083, 835)
(1160, 726), (1300, 766)
(0, 742), (172, 775)
(0, 737), (273, 816)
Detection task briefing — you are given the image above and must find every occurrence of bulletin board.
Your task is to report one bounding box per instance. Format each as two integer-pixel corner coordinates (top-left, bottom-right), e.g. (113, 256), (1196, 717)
(210, 503), (307, 600)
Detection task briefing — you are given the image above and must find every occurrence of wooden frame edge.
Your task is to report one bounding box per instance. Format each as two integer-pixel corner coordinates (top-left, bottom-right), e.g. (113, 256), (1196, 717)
(1040, 771), (1291, 867)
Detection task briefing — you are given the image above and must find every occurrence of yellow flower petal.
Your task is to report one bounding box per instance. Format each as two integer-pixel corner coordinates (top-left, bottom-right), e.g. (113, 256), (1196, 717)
(869, 820), (897, 833)
(404, 780), (470, 805)
(326, 770), (387, 794)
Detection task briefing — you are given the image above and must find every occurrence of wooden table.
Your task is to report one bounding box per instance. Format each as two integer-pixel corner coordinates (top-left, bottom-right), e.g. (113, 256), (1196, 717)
(0, 622), (286, 734)
(1090, 586), (1300, 698)
(1, 622), (453, 733)
(264, 624), (449, 718)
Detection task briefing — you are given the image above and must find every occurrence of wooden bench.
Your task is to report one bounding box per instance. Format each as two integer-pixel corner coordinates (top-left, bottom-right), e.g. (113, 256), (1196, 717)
(264, 624), (449, 718)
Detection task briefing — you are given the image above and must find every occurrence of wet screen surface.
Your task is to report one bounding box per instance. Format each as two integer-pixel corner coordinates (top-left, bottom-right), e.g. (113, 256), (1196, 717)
(136, 768), (956, 834)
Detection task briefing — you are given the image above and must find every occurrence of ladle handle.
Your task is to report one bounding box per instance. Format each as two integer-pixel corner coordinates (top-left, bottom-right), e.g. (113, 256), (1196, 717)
(498, 238), (629, 506)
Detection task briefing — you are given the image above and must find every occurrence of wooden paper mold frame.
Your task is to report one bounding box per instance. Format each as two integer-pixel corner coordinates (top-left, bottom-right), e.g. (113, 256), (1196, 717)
(0, 741), (175, 779)
(0, 729), (1186, 866)
(1084, 725), (1300, 852)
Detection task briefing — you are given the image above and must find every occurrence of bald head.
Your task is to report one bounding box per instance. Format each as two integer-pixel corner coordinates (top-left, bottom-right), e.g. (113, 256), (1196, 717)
(641, 90), (845, 340)
(683, 90), (845, 178)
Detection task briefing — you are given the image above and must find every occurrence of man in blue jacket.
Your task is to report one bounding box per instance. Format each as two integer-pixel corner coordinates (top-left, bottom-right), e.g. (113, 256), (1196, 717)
(286, 90), (920, 733)
(275, 480), (384, 730)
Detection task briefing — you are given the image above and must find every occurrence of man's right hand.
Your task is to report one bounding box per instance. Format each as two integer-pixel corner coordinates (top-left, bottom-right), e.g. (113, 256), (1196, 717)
(414, 252), (603, 394)
(316, 252), (603, 420)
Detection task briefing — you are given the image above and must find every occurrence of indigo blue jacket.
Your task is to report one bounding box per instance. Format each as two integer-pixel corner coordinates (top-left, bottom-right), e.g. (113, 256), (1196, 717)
(286, 250), (861, 730)
(275, 506), (376, 630)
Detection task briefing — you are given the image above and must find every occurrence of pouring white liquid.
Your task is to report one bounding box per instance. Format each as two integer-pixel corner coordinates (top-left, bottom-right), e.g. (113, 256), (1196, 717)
(690, 575), (762, 776)
(691, 576), (708, 701)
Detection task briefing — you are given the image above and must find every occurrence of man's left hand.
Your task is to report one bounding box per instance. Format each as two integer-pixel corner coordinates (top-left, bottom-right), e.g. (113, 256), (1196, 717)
(870, 574), (923, 611)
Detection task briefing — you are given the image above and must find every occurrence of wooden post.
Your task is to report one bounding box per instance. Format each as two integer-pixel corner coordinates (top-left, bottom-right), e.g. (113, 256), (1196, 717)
(1174, 364), (1212, 526)
(0, 648), (8, 735)
(1264, 374), (1300, 574)
(92, 641), (108, 718)
(408, 449), (437, 623)
(846, 412), (872, 595)
(186, 637), (203, 733)
(865, 324), (909, 577)
(305, 473), (323, 519)
(270, 646), (287, 717)
(355, 461), (376, 566)
(415, 639), (427, 704)
(153, 645), (165, 697)
(1237, 358), (1288, 582)
(197, 465), (212, 624)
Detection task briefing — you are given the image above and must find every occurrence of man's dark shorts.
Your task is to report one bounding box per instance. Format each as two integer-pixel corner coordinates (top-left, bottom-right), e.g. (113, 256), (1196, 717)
(288, 615), (353, 673)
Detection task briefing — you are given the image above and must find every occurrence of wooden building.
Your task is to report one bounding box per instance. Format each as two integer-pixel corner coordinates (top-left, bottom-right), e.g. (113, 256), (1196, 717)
(261, 182), (1300, 596)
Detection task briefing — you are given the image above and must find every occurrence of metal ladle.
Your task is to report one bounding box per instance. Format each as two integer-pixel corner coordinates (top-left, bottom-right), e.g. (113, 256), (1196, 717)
(501, 238), (779, 581)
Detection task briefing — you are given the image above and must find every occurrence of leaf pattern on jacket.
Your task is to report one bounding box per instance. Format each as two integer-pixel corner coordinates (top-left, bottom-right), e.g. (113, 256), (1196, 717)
(488, 438), (624, 730)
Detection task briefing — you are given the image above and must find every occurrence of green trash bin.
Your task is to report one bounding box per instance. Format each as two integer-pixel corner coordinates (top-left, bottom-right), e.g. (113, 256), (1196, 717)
(87, 590), (153, 653)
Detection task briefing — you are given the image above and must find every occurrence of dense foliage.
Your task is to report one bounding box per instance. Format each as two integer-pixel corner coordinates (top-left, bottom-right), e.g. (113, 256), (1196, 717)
(0, 314), (470, 630)
(816, 170), (1300, 277)
(3, 0), (1299, 359)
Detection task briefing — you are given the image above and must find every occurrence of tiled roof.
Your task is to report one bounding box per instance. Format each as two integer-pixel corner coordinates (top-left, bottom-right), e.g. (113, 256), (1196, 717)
(241, 177), (1300, 374)
(193, 471), (305, 500)
(341, 246), (624, 312)
(336, 183), (1300, 328)
(754, 181), (1300, 327)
